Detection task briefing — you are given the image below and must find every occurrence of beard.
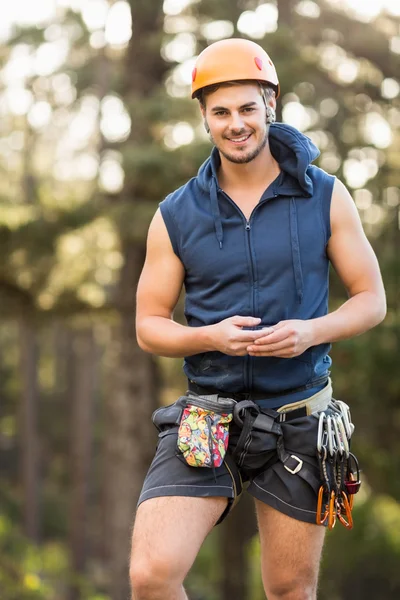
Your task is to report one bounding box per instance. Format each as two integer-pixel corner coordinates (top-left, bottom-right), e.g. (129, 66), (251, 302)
(211, 126), (269, 164)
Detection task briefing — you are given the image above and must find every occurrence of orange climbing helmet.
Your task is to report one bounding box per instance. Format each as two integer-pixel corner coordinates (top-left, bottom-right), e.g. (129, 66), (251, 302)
(191, 38), (280, 99)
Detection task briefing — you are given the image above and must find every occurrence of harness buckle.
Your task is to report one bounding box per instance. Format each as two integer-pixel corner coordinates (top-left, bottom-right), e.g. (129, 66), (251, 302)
(284, 454), (303, 475)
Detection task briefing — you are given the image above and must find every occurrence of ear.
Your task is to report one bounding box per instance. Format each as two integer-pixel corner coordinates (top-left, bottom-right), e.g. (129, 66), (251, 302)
(204, 120), (210, 133)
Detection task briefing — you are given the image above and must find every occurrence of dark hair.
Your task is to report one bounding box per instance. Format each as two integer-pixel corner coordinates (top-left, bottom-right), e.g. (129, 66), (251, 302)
(195, 80), (276, 109)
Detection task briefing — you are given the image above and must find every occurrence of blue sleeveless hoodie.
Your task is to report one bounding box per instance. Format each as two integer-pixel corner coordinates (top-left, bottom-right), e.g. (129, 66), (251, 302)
(160, 123), (335, 396)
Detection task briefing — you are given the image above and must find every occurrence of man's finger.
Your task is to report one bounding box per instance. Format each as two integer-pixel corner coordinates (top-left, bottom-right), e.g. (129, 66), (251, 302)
(253, 327), (290, 345)
(248, 349), (297, 358)
(237, 327), (274, 342)
(247, 339), (293, 353)
(231, 315), (261, 327)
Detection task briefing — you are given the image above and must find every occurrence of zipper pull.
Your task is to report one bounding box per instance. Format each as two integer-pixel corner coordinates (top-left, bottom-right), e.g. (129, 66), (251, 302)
(245, 222), (251, 231)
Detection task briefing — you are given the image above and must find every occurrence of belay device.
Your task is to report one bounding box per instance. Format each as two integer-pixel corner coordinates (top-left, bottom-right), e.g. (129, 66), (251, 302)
(316, 399), (361, 529)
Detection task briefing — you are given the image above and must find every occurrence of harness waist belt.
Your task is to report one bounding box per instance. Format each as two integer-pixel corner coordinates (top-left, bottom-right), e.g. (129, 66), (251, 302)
(277, 379), (332, 421)
(187, 375), (328, 402)
(187, 377), (331, 422)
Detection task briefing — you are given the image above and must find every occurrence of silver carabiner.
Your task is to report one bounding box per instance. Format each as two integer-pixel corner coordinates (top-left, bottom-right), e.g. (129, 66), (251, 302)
(336, 414), (350, 457)
(317, 411), (327, 453)
(334, 400), (355, 439)
(327, 415), (336, 456)
(333, 415), (344, 455)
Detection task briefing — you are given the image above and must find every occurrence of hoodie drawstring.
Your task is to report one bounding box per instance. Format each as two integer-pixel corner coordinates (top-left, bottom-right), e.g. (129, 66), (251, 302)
(210, 177), (224, 249)
(290, 197), (304, 304)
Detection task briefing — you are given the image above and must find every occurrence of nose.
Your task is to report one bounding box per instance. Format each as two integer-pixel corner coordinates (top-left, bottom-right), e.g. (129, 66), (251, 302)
(229, 111), (245, 132)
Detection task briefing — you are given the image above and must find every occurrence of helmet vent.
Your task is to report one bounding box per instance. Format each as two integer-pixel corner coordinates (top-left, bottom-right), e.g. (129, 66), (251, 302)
(254, 57), (263, 71)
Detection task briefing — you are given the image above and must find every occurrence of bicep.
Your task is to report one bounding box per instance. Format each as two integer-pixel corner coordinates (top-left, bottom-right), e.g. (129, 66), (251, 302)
(327, 179), (384, 297)
(136, 208), (185, 321)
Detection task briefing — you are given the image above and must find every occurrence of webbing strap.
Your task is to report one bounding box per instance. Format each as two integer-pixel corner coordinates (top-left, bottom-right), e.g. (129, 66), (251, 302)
(232, 411), (258, 467)
(253, 412), (282, 434)
(276, 436), (321, 490)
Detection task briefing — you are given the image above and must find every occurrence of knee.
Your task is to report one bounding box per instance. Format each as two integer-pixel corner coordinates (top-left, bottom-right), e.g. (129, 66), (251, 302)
(266, 577), (317, 600)
(130, 555), (182, 600)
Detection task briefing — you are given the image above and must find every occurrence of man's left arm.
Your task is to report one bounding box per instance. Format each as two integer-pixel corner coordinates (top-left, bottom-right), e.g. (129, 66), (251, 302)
(247, 178), (386, 357)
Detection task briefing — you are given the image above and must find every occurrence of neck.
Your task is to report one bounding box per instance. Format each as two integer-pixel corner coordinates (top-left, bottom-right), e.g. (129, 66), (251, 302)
(217, 140), (280, 190)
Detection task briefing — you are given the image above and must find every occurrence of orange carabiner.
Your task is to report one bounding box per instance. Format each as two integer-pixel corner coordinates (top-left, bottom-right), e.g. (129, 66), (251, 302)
(349, 490), (354, 511)
(328, 490), (336, 530)
(337, 491), (354, 530)
(316, 485), (329, 526)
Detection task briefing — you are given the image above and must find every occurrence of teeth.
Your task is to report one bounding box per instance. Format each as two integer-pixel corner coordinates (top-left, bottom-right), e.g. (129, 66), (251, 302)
(230, 135), (249, 142)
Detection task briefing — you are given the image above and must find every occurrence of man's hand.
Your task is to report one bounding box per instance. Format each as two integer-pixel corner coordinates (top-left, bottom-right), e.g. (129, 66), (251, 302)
(246, 319), (315, 358)
(209, 316), (274, 356)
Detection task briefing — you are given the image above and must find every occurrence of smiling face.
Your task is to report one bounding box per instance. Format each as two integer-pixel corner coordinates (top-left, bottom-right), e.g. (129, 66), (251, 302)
(201, 82), (275, 165)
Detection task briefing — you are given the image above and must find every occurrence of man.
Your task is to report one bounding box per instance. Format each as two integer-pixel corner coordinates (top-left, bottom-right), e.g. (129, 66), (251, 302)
(130, 38), (386, 600)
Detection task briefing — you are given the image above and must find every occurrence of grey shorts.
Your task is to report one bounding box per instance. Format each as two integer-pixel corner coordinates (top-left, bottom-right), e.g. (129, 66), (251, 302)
(138, 396), (326, 525)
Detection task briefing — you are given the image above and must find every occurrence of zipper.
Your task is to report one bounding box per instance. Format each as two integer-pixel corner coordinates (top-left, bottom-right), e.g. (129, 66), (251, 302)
(218, 189), (277, 389)
(206, 414), (217, 482)
(245, 221), (255, 390)
(219, 189), (259, 390)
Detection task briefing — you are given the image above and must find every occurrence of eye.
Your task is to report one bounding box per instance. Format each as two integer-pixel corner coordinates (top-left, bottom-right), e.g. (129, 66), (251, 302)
(243, 107), (255, 113)
(215, 110), (227, 116)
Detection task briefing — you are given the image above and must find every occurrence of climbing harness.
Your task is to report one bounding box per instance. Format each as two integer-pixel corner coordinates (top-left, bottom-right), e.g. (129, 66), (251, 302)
(152, 385), (362, 530)
(316, 399), (361, 530)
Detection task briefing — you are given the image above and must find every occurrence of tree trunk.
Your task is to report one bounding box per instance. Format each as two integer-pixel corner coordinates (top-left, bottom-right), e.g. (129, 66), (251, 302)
(277, 0), (297, 28)
(68, 328), (96, 600)
(103, 242), (159, 600)
(19, 314), (40, 542)
(219, 493), (258, 600)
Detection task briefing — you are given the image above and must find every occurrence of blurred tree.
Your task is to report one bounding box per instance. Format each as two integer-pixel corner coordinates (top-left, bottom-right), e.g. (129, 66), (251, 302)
(0, 1), (399, 599)
(19, 313), (40, 543)
(68, 328), (96, 600)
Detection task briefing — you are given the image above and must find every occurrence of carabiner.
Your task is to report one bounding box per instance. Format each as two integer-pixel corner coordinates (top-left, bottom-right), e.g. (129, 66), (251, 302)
(336, 414), (350, 457)
(337, 491), (353, 530)
(332, 415), (344, 455)
(316, 485), (329, 526)
(327, 415), (336, 457)
(334, 400), (354, 439)
(317, 411), (327, 453)
(328, 490), (337, 530)
(345, 469), (361, 510)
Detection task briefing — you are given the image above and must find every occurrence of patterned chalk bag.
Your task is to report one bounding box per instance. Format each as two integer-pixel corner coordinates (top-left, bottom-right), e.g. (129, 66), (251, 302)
(177, 395), (235, 468)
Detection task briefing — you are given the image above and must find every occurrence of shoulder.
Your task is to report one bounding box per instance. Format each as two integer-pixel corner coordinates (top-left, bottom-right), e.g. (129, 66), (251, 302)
(330, 178), (362, 234)
(159, 176), (199, 212)
(158, 177), (202, 258)
(307, 164), (336, 189)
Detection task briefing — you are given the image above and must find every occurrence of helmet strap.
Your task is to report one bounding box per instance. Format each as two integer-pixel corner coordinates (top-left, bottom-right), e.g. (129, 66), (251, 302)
(266, 106), (276, 124)
(259, 84), (276, 124)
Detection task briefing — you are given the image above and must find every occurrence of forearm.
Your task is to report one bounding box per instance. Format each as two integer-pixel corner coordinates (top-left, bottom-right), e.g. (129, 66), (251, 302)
(136, 316), (214, 357)
(311, 290), (386, 345)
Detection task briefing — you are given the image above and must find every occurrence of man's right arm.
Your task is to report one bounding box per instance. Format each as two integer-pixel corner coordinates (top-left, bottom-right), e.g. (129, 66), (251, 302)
(136, 209), (269, 358)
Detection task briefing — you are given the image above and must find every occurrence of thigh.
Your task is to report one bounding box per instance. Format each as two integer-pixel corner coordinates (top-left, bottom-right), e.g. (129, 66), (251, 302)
(138, 428), (237, 520)
(255, 500), (325, 598)
(131, 495), (228, 579)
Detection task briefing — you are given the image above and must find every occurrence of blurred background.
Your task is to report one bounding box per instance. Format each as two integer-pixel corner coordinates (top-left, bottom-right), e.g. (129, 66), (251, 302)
(0, 0), (399, 598)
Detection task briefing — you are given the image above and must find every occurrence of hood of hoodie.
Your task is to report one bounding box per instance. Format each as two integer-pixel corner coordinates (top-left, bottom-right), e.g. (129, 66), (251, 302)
(196, 122), (320, 198)
(195, 123), (321, 250)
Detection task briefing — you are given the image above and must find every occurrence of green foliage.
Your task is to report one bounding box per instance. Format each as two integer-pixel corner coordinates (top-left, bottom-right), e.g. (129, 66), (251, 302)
(320, 495), (400, 599)
(0, 511), (110, 600)
(0, 0), (399, 598)
(0, 512), (67, 599)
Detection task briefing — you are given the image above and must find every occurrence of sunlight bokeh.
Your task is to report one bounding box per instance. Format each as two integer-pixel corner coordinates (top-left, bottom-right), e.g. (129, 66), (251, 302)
(326, 0), (400, 21)
(0, 0), (397, 187)
(237, 4), (278, 39)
